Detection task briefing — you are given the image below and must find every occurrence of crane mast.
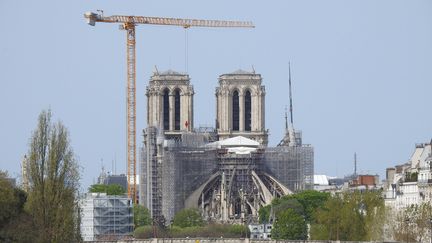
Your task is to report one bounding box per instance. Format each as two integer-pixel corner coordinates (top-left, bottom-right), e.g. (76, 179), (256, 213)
(124, 21), (137, 202)
(84, 11), (254, 203)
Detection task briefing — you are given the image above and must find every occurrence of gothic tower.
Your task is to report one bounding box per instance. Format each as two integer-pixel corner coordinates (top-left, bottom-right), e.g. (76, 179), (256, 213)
(146, 70), (194, 139)
(215, 69), (268, 145)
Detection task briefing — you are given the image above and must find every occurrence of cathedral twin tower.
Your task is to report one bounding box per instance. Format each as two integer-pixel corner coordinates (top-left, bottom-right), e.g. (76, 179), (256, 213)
(146, 69), (268, 145)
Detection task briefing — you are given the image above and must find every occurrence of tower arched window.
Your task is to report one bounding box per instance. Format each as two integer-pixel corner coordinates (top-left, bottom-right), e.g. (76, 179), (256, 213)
(245, 90), (251, 131)
(163, 89), (169, 130)
(174, 89), (181, 130)
(232, 90), (239, 131)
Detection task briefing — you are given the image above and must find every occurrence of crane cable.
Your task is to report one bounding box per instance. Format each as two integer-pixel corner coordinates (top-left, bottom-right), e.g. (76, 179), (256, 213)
(184, 28), (189, 73)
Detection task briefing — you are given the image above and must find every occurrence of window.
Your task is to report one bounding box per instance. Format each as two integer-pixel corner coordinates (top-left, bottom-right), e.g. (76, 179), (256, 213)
(174, 89), (181, 130)
(245, 90), (251, 131)
(163, 89), (169, 130)
(232, 90), (239, 131)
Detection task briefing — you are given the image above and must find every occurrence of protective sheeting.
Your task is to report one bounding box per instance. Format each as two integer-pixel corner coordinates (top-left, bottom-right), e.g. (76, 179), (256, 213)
(207, 136), (260, 148)
(227, 146), (257, 154)
(314, 174), (329, 185)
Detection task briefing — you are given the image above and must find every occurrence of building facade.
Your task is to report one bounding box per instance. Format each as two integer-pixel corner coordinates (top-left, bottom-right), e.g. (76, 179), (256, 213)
(384, 141), (432, 210)
(146, 70), (194, 139)
(215, 70), (267, 145)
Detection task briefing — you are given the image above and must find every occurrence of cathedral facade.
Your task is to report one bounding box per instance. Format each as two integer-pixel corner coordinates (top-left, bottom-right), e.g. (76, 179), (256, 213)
(140, 69), (313, 225)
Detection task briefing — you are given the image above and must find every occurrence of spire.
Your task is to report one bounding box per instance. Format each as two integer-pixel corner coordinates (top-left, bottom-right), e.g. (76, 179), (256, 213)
(288, 62), (296, 147)
(277, 62), (298, 147)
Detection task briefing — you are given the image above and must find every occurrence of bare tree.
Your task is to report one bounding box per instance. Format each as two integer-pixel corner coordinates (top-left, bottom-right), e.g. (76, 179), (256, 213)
(26, 110), (81, 242)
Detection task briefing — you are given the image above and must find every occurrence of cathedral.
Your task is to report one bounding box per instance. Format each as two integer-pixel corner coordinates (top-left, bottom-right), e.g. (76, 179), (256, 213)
(139, 69), (313, 225)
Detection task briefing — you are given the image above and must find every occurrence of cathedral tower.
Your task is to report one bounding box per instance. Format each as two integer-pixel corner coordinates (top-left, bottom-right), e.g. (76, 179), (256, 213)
(215, 69), (268, 145)
(146, 70), (194, 139)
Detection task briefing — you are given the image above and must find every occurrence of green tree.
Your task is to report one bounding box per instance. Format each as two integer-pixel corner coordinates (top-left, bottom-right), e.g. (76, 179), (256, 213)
(362, 190), (385, 241)
(311, 194), (344, 240)
(291, 190), (330, 222)
(272, 208), (307, 240)
(0, 171), (20, 227)
(89, 183), (126, 195)
(172, 208), (204, 228)
(311, 190), (383, 241)
(0, 171), (37, 242)
(134, 204), (152, 227)
(25, 110), (81, 243)
(260, 190), (330, 224)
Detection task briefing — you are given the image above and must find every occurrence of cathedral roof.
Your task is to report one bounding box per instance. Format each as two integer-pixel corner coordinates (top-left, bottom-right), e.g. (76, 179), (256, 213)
(228, 69), (254, 75)
(159, 69), (183, 75)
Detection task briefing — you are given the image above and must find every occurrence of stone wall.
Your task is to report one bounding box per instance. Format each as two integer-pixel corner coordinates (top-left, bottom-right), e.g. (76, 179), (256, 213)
(90, 238), (396, 243)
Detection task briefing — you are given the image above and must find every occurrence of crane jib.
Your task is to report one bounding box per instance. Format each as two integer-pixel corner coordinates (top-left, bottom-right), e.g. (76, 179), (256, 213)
(84, 10), (254, 204)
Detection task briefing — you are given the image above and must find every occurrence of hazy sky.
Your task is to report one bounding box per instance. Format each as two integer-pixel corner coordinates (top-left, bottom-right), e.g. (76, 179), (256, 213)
(1, 0), (431, 189)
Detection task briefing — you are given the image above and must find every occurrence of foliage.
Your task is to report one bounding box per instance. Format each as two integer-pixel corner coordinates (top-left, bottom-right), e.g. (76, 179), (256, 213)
(25, 110), (81, 243)
(258, 205), (270, 223)
(0, 171), (37, 242)
(134, 223), (249, 239)
(89, 183), (126, 195)
(134, 225), (151, 239)
(172, 208), (205, 228)
(361, 190), (385, 240)
(311, 190), (384, 241)
(260, 190), (329, 224)
(391, 202), (432, 242)
(134, 204), (152, 227)
(290, 190), (330, 222)
(404, 172), (418, 182)
(0, 171), (20, 226)
(272, 208), (307, 240)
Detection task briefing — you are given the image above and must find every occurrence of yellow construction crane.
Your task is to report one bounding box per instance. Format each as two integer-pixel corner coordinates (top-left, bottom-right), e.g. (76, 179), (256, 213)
(84, 11), (254, 203)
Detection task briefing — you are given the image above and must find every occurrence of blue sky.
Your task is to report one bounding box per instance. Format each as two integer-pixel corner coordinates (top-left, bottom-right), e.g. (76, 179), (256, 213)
(1, 0), (431, 189)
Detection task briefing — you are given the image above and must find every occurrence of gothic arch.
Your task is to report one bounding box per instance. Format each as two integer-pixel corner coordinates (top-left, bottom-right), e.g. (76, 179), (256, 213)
(162, 88), (170, 130)
(170, 86), (185, 95)
(244, 89), (252, 131)
(232, 90), (240, 131)
(174, 88), (181, 130)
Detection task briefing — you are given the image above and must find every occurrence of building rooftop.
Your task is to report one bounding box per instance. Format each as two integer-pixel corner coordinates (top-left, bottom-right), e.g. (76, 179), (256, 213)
(229, 69), (254, 75)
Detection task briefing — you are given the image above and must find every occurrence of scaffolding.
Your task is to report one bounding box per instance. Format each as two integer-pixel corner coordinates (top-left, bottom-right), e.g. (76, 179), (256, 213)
(264, 145), (314, 191)
(140, 129), (314, 225)
(80, 193), (133, 241)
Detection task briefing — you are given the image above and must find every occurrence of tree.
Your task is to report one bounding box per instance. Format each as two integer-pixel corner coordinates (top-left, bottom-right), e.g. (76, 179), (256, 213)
(25, 110), (81, 243)
(0, 171), (37, 242)
(290, 190), (330, 222)
(259, 190), (330, 224)
(392, 203), (432, 242)
(0, 171), (20, 226)
(272, 208), (307, 240)
(172, 208), (204, 228)
(89, 183), (126, 195)
(311, 190), (384, 241)
(362, 190), (385, 241)
(134, 204), (152, 227)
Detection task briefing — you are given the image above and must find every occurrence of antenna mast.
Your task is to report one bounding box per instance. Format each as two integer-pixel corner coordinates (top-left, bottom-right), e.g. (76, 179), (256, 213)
(354, 152), (357, 176)
(289, 62), (294, 125)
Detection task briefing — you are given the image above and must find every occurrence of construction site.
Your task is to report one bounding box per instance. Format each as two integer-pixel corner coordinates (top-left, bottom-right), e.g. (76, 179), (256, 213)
(139, 70), (314, 225)
(84, 11), (314, 227)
